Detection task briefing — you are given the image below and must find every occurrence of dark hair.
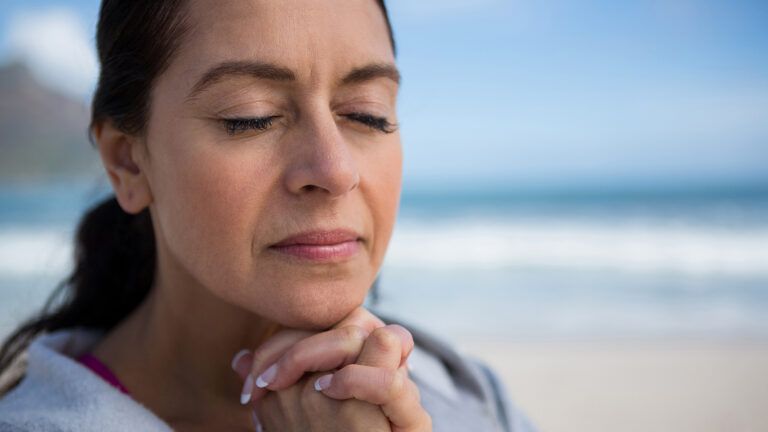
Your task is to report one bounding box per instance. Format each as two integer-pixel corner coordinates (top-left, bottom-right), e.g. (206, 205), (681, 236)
(0, 0), (396, 395)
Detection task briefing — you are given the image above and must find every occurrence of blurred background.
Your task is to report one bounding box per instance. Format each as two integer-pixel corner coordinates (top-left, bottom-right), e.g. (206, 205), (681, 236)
(1, 0), (767, 431)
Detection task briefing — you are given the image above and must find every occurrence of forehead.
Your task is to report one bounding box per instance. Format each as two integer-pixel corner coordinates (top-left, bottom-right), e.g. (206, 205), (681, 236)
(172, 0), (394, 85)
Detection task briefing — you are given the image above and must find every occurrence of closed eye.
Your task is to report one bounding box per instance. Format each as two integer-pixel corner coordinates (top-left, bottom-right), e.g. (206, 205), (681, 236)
(343, 112), (398, 134)
(220, 116), (280, 136)
(219, 113), (398, 136)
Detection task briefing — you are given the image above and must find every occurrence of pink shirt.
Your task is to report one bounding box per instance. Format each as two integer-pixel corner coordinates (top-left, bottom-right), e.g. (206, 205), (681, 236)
(77, 353), (131, 395)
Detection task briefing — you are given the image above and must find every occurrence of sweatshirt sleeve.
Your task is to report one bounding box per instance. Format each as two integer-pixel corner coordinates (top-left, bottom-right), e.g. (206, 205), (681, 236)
(466, 357), (540, 432)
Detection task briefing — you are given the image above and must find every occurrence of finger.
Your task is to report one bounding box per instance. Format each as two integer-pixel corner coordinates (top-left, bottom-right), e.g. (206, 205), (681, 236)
(238, 307), (385, 405)
(231, 349), (254, 377)
(315, 364), (431, 432)
(253, 325), (371, 391)
(356, 324), (414, 369)
(237, 328), (314, 405)
(332, 305), (386, 333)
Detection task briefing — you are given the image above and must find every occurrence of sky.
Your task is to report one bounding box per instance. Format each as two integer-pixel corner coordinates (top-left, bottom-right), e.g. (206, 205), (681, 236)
(1, 0), (766, 191)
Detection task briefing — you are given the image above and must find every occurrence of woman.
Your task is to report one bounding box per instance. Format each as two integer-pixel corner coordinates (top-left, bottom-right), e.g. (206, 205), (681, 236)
(0, 0), (537, 431)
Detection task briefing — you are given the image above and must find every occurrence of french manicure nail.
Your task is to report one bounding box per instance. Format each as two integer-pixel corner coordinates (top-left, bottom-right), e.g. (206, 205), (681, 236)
(251, 409), (263, 432)
(255, 363), (278, 388)
(240, 373), (254, 405)
(231, 349), (250, 372)
(314, 374), (333, 391)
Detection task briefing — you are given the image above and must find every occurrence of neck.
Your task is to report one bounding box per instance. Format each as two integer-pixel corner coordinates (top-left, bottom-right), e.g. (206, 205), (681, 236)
(91, 246), (280, 428)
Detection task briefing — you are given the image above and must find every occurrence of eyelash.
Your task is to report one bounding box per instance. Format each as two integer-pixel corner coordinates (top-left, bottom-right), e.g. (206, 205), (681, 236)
(221, 116), (278, 135)
(220, 113), (398, 136)
(344, 112), (399, 134)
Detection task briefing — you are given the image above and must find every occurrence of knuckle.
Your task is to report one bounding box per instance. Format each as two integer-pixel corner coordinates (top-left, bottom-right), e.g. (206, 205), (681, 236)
(337, 306), (386, 331)
(334, 326), (368, 365)
(354, 305), (377, 321)
(340, 324), (369, 344)
(369, 326), (401, 352)
(390, 324), (414, 350)
(335, 307), (365, 329)
(279, 347), (304, 372)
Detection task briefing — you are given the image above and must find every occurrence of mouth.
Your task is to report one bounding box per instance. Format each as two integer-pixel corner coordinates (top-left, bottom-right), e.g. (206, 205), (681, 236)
(268, 229), (363, 262)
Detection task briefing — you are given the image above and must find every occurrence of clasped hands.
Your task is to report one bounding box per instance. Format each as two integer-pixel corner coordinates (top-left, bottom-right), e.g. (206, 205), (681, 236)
(231, 307), (433, 431)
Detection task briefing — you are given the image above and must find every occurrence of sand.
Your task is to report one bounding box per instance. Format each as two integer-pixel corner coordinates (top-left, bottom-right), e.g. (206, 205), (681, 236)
(454, 338), (768, 432)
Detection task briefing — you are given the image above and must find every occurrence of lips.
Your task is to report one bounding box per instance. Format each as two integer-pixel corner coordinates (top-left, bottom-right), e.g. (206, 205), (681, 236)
(268, 229), (363, 262)
(270, 229), (361, 247)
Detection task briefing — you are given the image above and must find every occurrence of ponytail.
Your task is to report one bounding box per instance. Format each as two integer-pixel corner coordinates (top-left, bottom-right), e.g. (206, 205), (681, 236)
(0, 0), (188, 395)
(0, 196), (155, 394)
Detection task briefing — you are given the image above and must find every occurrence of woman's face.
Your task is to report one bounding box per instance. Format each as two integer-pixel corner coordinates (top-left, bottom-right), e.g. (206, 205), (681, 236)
(140, 0), (402, 329)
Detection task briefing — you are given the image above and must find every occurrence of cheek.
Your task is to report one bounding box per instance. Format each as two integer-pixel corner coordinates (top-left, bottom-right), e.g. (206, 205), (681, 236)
(365, 142), (403, 268)
(152, 136), (275, 299)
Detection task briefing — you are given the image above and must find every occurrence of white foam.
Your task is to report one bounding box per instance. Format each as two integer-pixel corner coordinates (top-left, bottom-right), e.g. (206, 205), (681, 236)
(2, 217), (767, 279)
(384, 218), (768, 277)
(0, 227), (73, 277)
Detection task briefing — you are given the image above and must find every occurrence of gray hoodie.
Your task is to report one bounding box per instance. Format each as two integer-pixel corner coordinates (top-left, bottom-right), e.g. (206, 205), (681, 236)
(0, 319), (537, 431)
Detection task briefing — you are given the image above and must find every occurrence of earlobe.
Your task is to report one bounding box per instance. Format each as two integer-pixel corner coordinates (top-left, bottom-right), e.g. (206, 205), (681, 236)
(92, 120), (153, 215)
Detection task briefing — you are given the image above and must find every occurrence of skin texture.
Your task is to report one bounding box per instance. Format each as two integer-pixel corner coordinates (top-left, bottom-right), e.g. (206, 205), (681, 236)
(234, 309), (429, 431)
(88, 0), (427, 430)
(142, 0), (402, 331)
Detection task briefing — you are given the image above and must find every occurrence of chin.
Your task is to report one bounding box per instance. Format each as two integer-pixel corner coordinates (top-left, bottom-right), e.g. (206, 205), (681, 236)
(265, 281), (368, 330)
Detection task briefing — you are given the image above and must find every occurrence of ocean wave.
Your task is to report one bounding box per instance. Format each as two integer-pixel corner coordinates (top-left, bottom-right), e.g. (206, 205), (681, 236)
(0, 227), (73, 277)
(384, 218), (768, 277)
(3, 217), (768, 279)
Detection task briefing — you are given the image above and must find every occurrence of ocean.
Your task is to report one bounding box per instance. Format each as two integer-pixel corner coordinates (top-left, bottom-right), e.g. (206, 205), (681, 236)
(1, 178), (767, 342)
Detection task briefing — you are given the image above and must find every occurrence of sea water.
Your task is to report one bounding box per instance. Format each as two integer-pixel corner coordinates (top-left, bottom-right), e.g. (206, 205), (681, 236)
(1, 178), (767, 341)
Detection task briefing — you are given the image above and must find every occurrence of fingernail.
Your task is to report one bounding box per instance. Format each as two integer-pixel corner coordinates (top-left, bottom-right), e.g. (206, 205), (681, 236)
(231, 349), (250, 372)
(251, 409), (263, 432)
(314, 374), (333, 391)
(255, 363), (278, 388)
(240, 373), (254, 405)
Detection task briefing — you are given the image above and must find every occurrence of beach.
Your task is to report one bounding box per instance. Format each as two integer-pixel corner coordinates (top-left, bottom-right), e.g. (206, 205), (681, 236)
(2, 182), (768, 431)
(458, 338), (768, 432)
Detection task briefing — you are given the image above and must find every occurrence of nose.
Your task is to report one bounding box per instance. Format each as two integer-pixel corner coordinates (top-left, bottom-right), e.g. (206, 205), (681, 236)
(283, 110), (360, 198)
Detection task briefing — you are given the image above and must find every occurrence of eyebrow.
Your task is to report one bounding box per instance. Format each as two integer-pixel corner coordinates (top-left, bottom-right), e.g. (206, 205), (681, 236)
(340, 63), (401, 87)
(186, 61), (401, 100)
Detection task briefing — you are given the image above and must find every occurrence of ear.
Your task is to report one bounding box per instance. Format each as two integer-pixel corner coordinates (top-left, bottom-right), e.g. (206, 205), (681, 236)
(92, 120), (154, 215)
